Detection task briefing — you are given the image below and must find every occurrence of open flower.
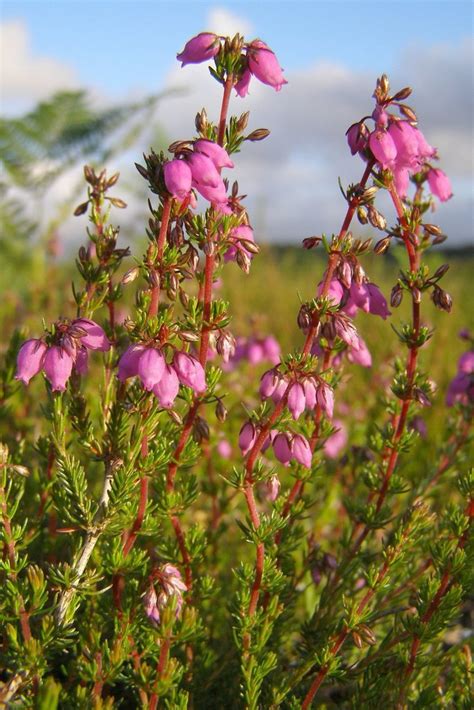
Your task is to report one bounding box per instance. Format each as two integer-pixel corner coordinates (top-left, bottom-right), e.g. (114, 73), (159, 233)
(176, 33), (219, 66)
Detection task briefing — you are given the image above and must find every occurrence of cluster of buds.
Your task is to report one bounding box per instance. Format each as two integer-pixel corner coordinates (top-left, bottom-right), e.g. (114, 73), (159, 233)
(177, 33), (287, 94)
(259, 370), (334, 420)
(143, 563), (187, 625)
(239, 422), (312, 469)
(118, 345), (206, 406)
(164, 138), (234, 212)
(15, 319), (110, 392)
(347, 75), (452, 201)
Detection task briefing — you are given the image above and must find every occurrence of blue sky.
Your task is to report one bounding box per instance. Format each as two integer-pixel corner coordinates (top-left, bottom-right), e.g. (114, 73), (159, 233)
(1, 1), (473, 244)
(2, 0), (472, 97)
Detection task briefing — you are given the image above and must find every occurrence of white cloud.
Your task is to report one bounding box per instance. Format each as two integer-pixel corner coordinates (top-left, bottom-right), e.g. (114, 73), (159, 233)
(207, 6), (253, 37)
(0, 20), (79, 107)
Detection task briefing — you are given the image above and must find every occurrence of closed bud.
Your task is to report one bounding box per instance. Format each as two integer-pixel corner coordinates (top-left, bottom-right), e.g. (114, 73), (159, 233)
(391, 86), (412, 101)
(195, 108), (208, 134)
(358, 624), (377, 646)
(240, 238), (260, 255)
(135, 162), (149, 180)
(216, 332), (236, 362)
(11, 465), (30, 477)
(74, 201), (90, 216)
(203, 241), (215, 257)
(83, 165), (96, 184)
(170, 224), (184, 247)
(149, 270), (160, 288)
(322, 319), (337, 341)
(374, 237), (391, 254)
(78, 246), (88, 263)
(236, 111), (250, 132)
(367, 205), (386, 230)
(357, 206), (368, 224)
(391, 284), (403, 307)
(339, 260), (352, 288)
(432, 285), (452, 312)
(195, 416), (210, 440)
(108, 197), (127, 209)
(168, 410), (183, 426)
(297, 305), (312, 331)
(302, 236), (321, 249)
(380, 74), (389, 94)
(122, 267), (140, 285)
(179, 289), (189, 308)
(180, 331), (200, 342)
(216, 399), (227, 422)
(360, 186), (379, 204)
(413, 387), (431, 407)
(399, 103), (417, 122)
(167, 287), (177, 301)
(245, 128), (271, 142)
(236, 250), (251, 274)
(432, 233), (447, 245)
(411, 287), (422, 304)
(423, 223), (442, 236)
(433, 263), (449, 280)
(352, 631), (363, 649)
(0, 443), (8, 465)
(186, 245), (200, 272)
(106, 172), (120, 188)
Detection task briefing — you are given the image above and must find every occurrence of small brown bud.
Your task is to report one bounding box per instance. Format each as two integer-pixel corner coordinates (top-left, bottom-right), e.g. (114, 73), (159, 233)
(195, 416), (210, 441)
(398, 103), (417, 122)
(391, 86), (412, 101)
(195, 108), (208, 134)
(203, 240), (215, 257)
(374, 237), (391, 255)
(78, 246), (88, 263)
(246, 128), (271, 142)
(423, 223), (442, 236)
(135, 162), (149, 180)
(216, 399), (228, 423)
(360, 186), (379, 204)
(122, 267), (140, 285)
(357, 206), (368, 224)
(149, 270), (160, 288)
(358, 624), (377, 646)
(297, 305), (312, 331)
(432, 233), (447, 245)
(74, 201), (90, 216)
(83, 165), (96, 185)
(411, 287), (422, 304)
(236, 250), (251, 274)
(108, 197), (127, 209)
(180, 331), (200, 343)
(352, 632), (363, 649)
(179, 289), (189, 308)
(432, 285), (452, 312)
(367, 205), (387, 230)
(433, 263), (449, 280)
(168, 410), (183, 426)
(413, 387), (431, 407)
(237, 111), (250, 132)
(302, 236), (321, 249)
(391, 284), (403, 308)
(240, 238), (259, 255)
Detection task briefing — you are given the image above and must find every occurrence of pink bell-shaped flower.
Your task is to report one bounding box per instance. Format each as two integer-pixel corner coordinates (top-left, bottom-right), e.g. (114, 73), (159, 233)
(273, 433), (292, 465)
(15, 339), (47, 385)
(427, 168), (452, 202)
(72, 318), (110, 351)
(369, 129), (397, 169)
(137, 348), (166, 391)
(235, 68), (252, 97)
(288, 382), (305, 420)
(153, 364), (180, 408)
(173, 352), (206, 393)
(177, 33), (219, 66)
(118, 344), (146, 382)
(239, 421), (257, 456)
(292, 434), (312, 469)
(247, 40), (288, 91)
(187, 152), (221, 188)
(193, 139), (234, 169)
(43, 345), (74, 392)
(164, 159), (193, 200)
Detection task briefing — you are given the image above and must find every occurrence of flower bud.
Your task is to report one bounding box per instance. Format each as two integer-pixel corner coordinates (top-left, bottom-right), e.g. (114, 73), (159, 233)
(122, 267), (140, 285)
(390, 284), (403, 308)
(176, 33), (219, 66)
(239, 421), (257, 456)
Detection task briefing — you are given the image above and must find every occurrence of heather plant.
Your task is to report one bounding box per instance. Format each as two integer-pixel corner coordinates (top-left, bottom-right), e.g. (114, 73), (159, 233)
(0, 32), (472, 710)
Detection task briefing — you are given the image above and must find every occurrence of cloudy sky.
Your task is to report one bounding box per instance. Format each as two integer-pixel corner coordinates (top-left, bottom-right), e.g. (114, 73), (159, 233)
(1, 1), (473, 245)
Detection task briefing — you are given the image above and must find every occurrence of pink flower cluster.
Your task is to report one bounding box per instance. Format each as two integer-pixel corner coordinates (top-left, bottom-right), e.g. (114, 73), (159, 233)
(319, 276), (391, 320)
(224, 333), (280, 370)
(143, 563), (187, 625)
(348, 109), (452, 201)
(259, 371), (334, 420)
(176, 33), (287, 94)
(15, 319), (110, 392)
(239, 422), (312, 469)
(446, 350), (474, 406)
(118, 345), (206, 406)
(164, 139), (234, 212)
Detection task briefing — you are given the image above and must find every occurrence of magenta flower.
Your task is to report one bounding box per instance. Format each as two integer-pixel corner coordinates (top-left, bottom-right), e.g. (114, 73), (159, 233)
(137, 347), (166, 391)
(193, 178), (229, 208)
(75, 347), (89, 375)
(239, 421), (257, 456)
(366, 283), (391, 319)
(273, 433), (292, 465)
(260, 369), (279, 398)
(72, 318), (110, 351)
(224, 225), (256, 263)
(427, 168), (452, 202)
(247, 40), (288, 92)
(143, 586), (161, 624)
(15, 339), (47, 385)
(43, 345), (74, 392)
(347, 336), (372, 368)
(446, 348), (474, 406)
(369, 129), (397, 169)
(173, 351), (206, 393)
(271, 378), (288, 404)
(261, 335), (280, 364)
(324, 420), (348, 459)
(177, 32), (219, 66)
(164, 159), (193, 200)
(194, 139), (234, 169)
(346, 122), (369, 156)
(318, 277), (345, 305)
(235, 68), (252, 97)
(292, 434), (312, 468)
(316, 382), (334, 419)
(217, 439), (232, 459)
(153, 364), (180, 408)
(288, 382), (305, 420)
(118, 344), (146, 382)
(303, 378), (317, 410)
(187, 152), (221, 188)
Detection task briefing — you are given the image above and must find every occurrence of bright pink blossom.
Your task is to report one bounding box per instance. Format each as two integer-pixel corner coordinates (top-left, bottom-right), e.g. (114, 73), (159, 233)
(153, 364), (180, 408)
(118, 344), (146, 382)
(288, 382), (305, 420)
(235, 68), (252, 97)
(173, 352), (206, 393)
(273, 433), (292, 465)
(292, 434), (312, 468)
(15, 339), (47, 385)
(263, 474), (280, 502)
(239, 421), (257, 456)
(194, 139), (234, 169)
(73, 318), (110, 351)
(137, 348), (166, 391)
(43, 345), (74, 392)
(427, 168), (452, 202)
(187, 152), (221, 188)
(247, 40), (287, 91)
(369, 129), (397, 169)
(164, 159), (193, 200)
(177, 33), (219, 66)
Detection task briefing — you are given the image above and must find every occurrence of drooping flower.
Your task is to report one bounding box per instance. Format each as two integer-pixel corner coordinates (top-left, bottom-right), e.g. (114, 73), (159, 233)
(369, 129), (397, 168)
(292, 434), (312, 468)
(273, 433), (292, 465)
(262, 474), (281, 502)
(72, 318), (110, 351)
(247, 40), (288, 91)
(239, 421), (257, 456)
(224, 224), (256, 263)
(137, 347), (166, 391)
(153, 364), (180, 408)
(176, 33), (219, 66)
(427, 168), (452, 202)
(43, 345), (74, 392)
(194, 139), (234, 169)
(15, 339), (47, 385)
(235, 68), (252, 97)
(163, 159), (193, 201)
(118, 344), (146, 382)
(173, 351), (206, 393)
(288, 382), (305, 420)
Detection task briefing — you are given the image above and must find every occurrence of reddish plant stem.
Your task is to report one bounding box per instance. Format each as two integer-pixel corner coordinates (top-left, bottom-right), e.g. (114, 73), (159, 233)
(149, 637), (171, 710)
(122, 476), (149, 557)
(242, 163), (375, 631)
(198, 253), (216, 365)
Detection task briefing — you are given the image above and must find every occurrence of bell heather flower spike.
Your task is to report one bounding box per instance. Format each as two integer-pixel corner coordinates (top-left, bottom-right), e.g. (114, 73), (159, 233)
(15, 339), (47, 385)
(176, 32), (219, 66)
(43, 345), (74, 392)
